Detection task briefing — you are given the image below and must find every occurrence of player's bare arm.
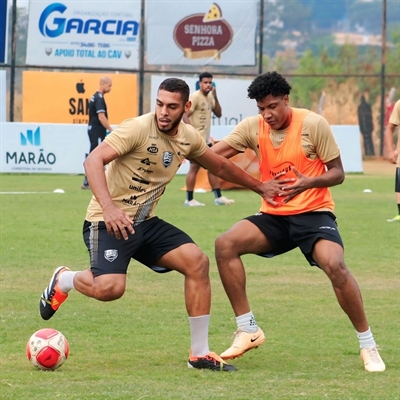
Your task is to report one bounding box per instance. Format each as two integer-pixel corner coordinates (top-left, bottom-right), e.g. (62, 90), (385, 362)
(84, 142), (134, 240)
(211, 140), (295, 204)
(194, 146), (293, 205)
(98, 112), (113, 132)
(384, 123), (398, 164)
(211, 87), (222, 118)
(281, 156), (345, 203)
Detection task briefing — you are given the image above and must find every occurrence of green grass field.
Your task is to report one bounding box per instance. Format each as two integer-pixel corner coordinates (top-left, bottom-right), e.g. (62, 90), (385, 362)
(0, 172), (399, 399)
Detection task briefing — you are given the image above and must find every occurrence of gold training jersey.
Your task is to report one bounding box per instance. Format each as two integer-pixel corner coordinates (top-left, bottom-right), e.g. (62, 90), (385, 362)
(223, 108), (340, 213)
(188, 90), (216, 143)
(224, 109), (339, 163)
(86, 113), (207, 224)
(389, 100), (400, 165)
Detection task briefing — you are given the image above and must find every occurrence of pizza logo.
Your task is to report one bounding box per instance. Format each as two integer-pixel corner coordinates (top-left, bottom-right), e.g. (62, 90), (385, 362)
(173, 3), (233, 60)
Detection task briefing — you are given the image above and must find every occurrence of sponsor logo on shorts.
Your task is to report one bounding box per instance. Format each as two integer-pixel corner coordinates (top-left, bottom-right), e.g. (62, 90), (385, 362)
(162, 151), (174, 168)
(319, 226), (336, 231)
(104, 249), (118, 262)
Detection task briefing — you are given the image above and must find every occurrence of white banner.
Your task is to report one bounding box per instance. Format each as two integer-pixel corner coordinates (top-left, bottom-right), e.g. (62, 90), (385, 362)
(0, 70), (6, 122)
(146, 0), (258, 66)
(0, 122), (88, 174)
(151, 75), (257, 127)
(0, 123), (362, 174)
(26, 0), (141, 68)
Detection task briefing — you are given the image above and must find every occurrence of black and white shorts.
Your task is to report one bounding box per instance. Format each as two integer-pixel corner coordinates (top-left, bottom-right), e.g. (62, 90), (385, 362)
(395, 167), (400, 193)
(245, 211), (344, 267)
(82, 217), (194, 277)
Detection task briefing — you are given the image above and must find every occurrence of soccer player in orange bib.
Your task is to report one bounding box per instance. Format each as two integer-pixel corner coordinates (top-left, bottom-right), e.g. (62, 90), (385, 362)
(212, 71), (385, 372)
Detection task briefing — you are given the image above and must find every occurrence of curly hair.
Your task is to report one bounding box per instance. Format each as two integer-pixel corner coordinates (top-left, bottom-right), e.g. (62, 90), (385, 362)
(158, 78), (190, 103)
(247, 71), (292, 102)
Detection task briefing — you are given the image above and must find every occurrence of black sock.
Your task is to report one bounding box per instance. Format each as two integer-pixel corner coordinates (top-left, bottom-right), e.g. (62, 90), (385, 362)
(187, 191), (194, 201)
(397, 203), (400, 215)
(212, 188), (222, 199)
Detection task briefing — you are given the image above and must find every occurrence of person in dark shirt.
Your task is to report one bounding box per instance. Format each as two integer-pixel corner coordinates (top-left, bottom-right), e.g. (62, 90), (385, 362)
(357, 93), (375, 157)
(82, 76), (113, 190)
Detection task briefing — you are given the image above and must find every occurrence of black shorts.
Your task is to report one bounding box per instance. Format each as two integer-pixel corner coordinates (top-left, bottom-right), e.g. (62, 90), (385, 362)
(245, 211), (343, 266)
(395, 167), (400, 193)
(82, 217), (195, 277)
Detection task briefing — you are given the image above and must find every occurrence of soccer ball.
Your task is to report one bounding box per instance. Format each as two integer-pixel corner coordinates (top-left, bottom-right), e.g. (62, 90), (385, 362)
(26, 328), (69, 371)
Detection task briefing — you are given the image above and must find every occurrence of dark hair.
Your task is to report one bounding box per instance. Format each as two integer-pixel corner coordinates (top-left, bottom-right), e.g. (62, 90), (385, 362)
(158, 78), (190, 103)
(199, 72), (213, 82)
(247, 71), (292, 102)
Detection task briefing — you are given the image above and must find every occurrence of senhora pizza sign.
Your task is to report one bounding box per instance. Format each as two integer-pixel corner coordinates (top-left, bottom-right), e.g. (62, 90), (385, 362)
(173, 3), (233, 60)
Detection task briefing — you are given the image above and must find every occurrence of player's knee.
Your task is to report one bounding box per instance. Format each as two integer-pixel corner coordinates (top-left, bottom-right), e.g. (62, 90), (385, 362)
(324, 259), (349, 286)
(93, 281), (125, 301)
(215, 232), (237, 258)
(186, 250), (209, 279)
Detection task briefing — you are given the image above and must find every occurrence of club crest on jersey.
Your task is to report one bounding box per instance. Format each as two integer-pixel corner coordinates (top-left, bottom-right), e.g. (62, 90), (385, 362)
(104, 249), (118, 262)
(162, 151), (174, 168)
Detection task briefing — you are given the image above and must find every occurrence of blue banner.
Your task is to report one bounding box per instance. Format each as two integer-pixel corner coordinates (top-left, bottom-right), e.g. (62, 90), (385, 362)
(0, 0), (7, 63)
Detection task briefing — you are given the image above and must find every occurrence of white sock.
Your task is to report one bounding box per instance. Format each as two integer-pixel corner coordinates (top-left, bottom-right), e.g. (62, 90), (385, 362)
(236, 311), (258, 333)
(189, 315), (210, 357)
(357, 327), (376, 349)
(58, 270), (78, 293)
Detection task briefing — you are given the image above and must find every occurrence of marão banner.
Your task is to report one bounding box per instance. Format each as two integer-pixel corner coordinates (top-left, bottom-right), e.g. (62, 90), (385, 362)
(23, 72), (138, 124)
(26, 0), (141, 68)
(146, 0), (258, 66)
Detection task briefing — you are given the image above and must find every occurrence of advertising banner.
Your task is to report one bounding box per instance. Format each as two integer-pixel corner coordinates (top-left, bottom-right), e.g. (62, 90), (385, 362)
(0, 122), (88, 174)
(151, 75), (257, 127)
(23, 71), (138, 125)
(146, 0), (258, 66)
(26, 0), (141, 68)
(0, 122), (362, 175)
(0, 0), (8, 63)
(0, 69), (6, 121)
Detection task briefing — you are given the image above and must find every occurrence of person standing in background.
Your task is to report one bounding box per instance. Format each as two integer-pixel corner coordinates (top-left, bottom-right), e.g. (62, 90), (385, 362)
(384, 99), (400, 222)
(357, 93), (375, 157)
(183, 72), (234, 206)
(82, 76), (113, 190)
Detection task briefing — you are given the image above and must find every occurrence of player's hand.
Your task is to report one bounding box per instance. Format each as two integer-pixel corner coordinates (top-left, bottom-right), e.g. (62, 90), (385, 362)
(261, 171), (295, 206)
(279, 167), (310, 203)
(389, 149), (398, 164)
(102, 205), (134, 240)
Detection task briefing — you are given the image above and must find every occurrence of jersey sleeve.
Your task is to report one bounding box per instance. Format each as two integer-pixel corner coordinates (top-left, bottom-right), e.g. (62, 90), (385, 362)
(186, 125), (208, 159)
(389, 100), (400, 126)
(223, 117), (259, 153)
(104, 118), (146, 155)
(310, 116), (340, 163)
(189, 93), (198, 113)
(94, 94), (106, 114)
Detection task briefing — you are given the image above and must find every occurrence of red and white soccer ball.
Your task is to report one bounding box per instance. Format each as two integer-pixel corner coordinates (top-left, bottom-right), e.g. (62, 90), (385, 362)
(26, 328), (69, 371)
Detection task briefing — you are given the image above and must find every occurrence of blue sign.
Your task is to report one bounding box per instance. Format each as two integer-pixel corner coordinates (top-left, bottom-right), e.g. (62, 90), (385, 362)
(0, 0), (7, 63)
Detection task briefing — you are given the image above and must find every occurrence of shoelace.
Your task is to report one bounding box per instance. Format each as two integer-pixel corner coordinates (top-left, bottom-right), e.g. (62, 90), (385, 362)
(206, 352), (226, 365)
(231, 330), (246, 346)
(367, 348), (381, 363)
